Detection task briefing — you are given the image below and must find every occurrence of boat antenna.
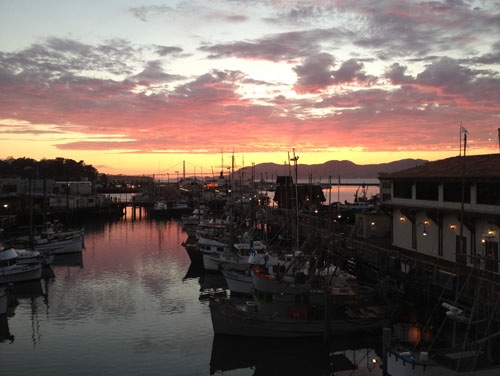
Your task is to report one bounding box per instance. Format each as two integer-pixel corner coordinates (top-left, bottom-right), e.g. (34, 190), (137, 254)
(290, 149), (300, 253)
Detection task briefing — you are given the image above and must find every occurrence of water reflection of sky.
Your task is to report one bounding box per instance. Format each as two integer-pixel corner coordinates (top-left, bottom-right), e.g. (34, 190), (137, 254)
(2, 218), (215, 376)
(2, 217), (383, 375)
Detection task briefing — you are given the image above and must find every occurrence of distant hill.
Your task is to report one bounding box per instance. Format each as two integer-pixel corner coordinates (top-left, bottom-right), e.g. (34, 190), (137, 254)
(235, 159), (428, 180)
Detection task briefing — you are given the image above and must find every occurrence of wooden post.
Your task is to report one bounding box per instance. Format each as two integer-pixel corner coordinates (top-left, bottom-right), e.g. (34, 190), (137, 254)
(323, 289), (330, 344)
(382, 327), (391, 376)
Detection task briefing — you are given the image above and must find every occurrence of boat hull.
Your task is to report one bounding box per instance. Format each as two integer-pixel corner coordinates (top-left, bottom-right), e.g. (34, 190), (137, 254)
(221, 269), (253, 295)
(35, 235), (84, 254)
(0, 263), (43, 283)
(209, 298), (388, 338)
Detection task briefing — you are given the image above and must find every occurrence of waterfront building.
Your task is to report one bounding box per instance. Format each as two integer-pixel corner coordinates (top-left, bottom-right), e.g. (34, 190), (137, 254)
(378, 153), (500, 304)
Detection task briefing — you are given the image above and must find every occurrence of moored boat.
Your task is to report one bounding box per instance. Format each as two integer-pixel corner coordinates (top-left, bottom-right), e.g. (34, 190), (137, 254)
(0, 247), (42, 283)
(15, 248), (54, 266)
(8, 223), (84, 255)
(220, 268), (253, 295)
(209, 296), (391, 338)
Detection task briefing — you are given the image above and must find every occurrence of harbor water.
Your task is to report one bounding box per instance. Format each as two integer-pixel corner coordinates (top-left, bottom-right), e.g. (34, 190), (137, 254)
(1, 207), (383, 375)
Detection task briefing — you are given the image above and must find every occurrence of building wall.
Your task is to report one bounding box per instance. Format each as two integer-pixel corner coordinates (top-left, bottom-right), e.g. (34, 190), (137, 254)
(392, 206), (499, 273)
(356, 212), (391, 239)
(392, 208), (413, 250)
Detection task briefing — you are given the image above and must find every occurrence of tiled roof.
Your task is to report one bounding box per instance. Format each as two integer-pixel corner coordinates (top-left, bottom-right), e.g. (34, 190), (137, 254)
(379, 154), (500, 180)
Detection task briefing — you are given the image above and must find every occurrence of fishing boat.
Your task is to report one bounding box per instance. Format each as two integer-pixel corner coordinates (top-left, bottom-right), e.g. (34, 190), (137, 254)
(209, 294), (392, 338)
(181, 208), (205, 229)
(212, 264), (394, 338)
(8, 221), (84, 255)
(220, 268), (253, 295)
(15, 248), (54, 266)
(27, 232), (83, 255)
(0, 246), (42, 283)
(220, 252), (310, 295)
(202, 240), (274, 272)
(150, 200), (192, 218)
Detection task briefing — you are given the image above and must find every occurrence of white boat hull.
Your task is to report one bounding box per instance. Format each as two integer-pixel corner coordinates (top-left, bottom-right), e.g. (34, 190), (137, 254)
(35, 235), (84, 254)
(221, 269), (253, 295)
(0, 263), (42, 283)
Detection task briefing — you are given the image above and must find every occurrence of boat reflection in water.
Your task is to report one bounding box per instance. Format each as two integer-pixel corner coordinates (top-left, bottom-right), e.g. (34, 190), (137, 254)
(210, 334), (382, 375)
(0, 314), (13, 342)
(51, 252), (83, 268)
(10, 279), (45, 300)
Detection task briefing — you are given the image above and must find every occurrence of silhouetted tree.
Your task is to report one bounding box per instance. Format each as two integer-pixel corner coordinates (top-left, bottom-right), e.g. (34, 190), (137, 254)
(0, 157), (99, 181)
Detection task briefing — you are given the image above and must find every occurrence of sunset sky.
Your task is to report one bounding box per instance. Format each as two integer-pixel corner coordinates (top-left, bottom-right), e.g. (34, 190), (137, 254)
(1, 0), (499, 176)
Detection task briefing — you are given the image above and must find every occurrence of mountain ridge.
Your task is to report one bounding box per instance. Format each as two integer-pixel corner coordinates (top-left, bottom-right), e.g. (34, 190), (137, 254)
(236, 158), (428, 180)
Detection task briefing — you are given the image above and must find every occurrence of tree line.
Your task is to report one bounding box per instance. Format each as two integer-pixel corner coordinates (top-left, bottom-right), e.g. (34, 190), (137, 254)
(0, 157), (100, 182)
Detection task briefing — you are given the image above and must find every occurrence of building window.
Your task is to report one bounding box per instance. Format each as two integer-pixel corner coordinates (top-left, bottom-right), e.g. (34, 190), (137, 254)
(443, 182), (471, 203)
(416, 182), (438, 201)
(477, 183), (500, 206)
(393, 182), (412, 199)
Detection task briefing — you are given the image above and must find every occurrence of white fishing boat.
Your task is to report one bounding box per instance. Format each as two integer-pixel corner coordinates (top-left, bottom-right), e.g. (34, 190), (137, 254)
(199, 235), (231, 270)
(150, 200), (192, 218)
(202, 240), (274, 272)
(9, 222), (84, 255)
(220, 253), (300, 295)
(195, 218), (231, 241)
(15, 248), (54, 266)
(220, 268), (253, 295)
(181, 208), (204, 228)
(0, 246), (42, 283)
(30, 232), (84, 255)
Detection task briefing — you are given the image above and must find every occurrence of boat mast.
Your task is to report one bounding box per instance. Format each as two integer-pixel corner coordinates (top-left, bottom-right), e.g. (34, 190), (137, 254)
(290, 149), (299, 253)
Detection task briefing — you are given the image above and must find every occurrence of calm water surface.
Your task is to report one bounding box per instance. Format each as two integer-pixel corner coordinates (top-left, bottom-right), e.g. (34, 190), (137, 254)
(1, 211), (382, 375)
